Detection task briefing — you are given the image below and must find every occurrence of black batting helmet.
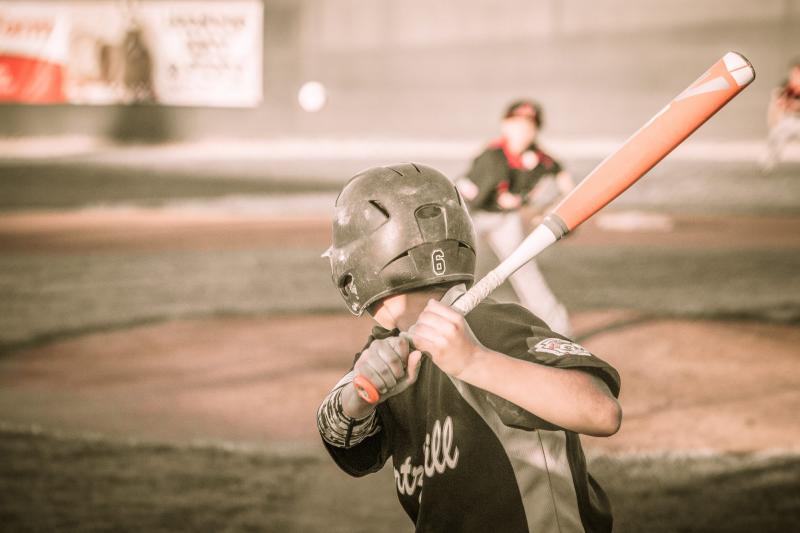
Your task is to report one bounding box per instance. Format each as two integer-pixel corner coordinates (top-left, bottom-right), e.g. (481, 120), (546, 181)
(324, 163), (476, 316)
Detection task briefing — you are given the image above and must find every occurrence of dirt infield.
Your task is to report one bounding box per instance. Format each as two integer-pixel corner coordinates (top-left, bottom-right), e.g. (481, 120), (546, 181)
(0, 206), (797, 454)
(1, 208), (799, 252)
(1, 310), (797, 454)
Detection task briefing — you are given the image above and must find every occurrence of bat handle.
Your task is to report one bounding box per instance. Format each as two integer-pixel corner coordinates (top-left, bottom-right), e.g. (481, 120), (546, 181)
(353, 332), (415, 405)
(452, 222), (563, 315)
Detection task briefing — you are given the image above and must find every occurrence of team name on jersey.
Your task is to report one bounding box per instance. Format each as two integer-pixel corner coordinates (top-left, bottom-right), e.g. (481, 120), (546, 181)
(534, 338), (592, 357)
(394, 416), (460, 499)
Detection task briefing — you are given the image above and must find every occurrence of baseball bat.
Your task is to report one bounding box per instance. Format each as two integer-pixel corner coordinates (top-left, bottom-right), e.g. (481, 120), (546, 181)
(353, 51), (755, 404)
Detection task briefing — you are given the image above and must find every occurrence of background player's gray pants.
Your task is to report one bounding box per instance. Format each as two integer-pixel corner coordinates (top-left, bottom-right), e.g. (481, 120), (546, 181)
(472, 211), (572, 337)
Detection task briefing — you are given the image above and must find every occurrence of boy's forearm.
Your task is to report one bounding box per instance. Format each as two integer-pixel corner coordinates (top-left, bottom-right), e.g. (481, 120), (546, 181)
(318, 384), (381, 449)
(457, 348), (621, 436)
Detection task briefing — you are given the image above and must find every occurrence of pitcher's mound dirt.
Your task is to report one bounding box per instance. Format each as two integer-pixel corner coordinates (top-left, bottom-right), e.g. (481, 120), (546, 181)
(0, 311), (797, 453)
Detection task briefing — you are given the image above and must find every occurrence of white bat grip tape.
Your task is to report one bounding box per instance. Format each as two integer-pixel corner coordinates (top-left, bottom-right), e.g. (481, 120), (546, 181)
(452, 271), (502, 315)
(451, 224), (559, 316)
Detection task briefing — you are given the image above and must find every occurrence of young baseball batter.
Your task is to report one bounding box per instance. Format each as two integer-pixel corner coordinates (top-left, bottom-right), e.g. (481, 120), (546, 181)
(318, 163), (621, 532)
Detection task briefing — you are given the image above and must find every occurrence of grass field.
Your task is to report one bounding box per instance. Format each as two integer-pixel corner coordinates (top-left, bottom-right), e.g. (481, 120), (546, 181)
(1, 242), (797, 352)
(1, 427), (798, 533)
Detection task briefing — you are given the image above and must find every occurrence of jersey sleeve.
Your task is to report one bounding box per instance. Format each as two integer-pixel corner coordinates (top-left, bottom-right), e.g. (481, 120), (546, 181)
(462, 149), (508, 210)
(321, 412), (392, 477)
(524, 326), (620, 397)
(536, 148), (564, 176)
(466, 300), (620, 431)
(550, 156), (564, 175)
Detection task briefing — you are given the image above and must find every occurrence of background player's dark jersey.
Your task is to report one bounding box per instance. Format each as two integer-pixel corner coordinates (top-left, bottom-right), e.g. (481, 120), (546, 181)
(464, 141), (564, 212)
(321, 289), (620, 533)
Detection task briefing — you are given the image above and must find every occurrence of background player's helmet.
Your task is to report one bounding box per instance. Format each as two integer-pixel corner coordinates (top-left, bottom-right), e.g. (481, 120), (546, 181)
(324, 163), (476, 316)
(504, 99), (543, 128)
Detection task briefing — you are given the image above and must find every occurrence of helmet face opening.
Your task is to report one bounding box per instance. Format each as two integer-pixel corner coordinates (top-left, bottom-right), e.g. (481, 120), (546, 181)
(326, 163), (477, 316)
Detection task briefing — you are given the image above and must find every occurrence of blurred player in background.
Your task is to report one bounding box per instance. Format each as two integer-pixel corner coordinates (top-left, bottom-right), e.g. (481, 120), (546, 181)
(456, 100), (574, 336)
(762, 57), (800, 173)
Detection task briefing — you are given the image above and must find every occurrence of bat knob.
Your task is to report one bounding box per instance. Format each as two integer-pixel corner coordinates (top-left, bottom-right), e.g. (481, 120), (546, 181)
(353, 375), (381, 404)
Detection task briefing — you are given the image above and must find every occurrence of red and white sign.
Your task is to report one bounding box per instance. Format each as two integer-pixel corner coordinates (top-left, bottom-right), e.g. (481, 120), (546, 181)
(0, 1), (262, 107)
(0, 6), (69, 103)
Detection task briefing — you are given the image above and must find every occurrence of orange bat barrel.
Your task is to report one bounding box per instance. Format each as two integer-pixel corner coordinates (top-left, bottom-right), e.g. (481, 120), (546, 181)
(550, 51), (755, 234)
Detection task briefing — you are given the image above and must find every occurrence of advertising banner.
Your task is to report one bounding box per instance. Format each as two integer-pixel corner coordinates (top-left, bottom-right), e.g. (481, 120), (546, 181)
(0, 1), (262, 107)
(0, 6), (69, 103)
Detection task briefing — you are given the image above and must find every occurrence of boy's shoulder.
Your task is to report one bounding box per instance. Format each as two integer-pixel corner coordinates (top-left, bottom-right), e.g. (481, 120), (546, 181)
(466, 296), (621, 399)
(465, 297), (559, 357)
(468, 297), (545, 327)
(474, 143), (507, 162)
(529, 144), (561, 171)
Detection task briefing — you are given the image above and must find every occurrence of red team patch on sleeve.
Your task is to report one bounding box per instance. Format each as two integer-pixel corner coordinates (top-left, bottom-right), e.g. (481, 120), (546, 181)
(534, 338), (592, 357)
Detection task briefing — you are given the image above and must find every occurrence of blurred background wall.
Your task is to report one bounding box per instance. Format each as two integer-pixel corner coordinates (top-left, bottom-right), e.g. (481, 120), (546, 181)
(0, 0), (798, 142)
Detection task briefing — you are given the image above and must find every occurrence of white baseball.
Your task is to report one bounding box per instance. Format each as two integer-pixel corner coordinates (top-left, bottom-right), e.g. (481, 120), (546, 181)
(298, 81), (327, 112)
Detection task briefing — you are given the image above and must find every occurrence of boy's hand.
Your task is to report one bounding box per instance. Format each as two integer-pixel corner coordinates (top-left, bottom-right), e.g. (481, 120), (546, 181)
(352, 336), (423, 404)
(497, 191), (522, 209)
(410, 299), (482, 378)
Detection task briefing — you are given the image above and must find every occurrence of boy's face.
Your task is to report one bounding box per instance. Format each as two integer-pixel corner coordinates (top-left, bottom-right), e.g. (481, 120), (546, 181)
(789, 66), (800, 88)
(367, 294), (407, 330)
(501, 116), (538, 150)
(367, 288), (450, 331)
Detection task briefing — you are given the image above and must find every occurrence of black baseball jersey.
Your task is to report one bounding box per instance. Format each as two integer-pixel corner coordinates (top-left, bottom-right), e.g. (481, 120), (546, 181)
(321, 291), (620, 533)
(464, 139), (564, 212)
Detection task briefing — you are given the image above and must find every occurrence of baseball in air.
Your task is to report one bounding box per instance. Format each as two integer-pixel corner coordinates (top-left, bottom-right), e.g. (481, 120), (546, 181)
(298, 81), (327, 112)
